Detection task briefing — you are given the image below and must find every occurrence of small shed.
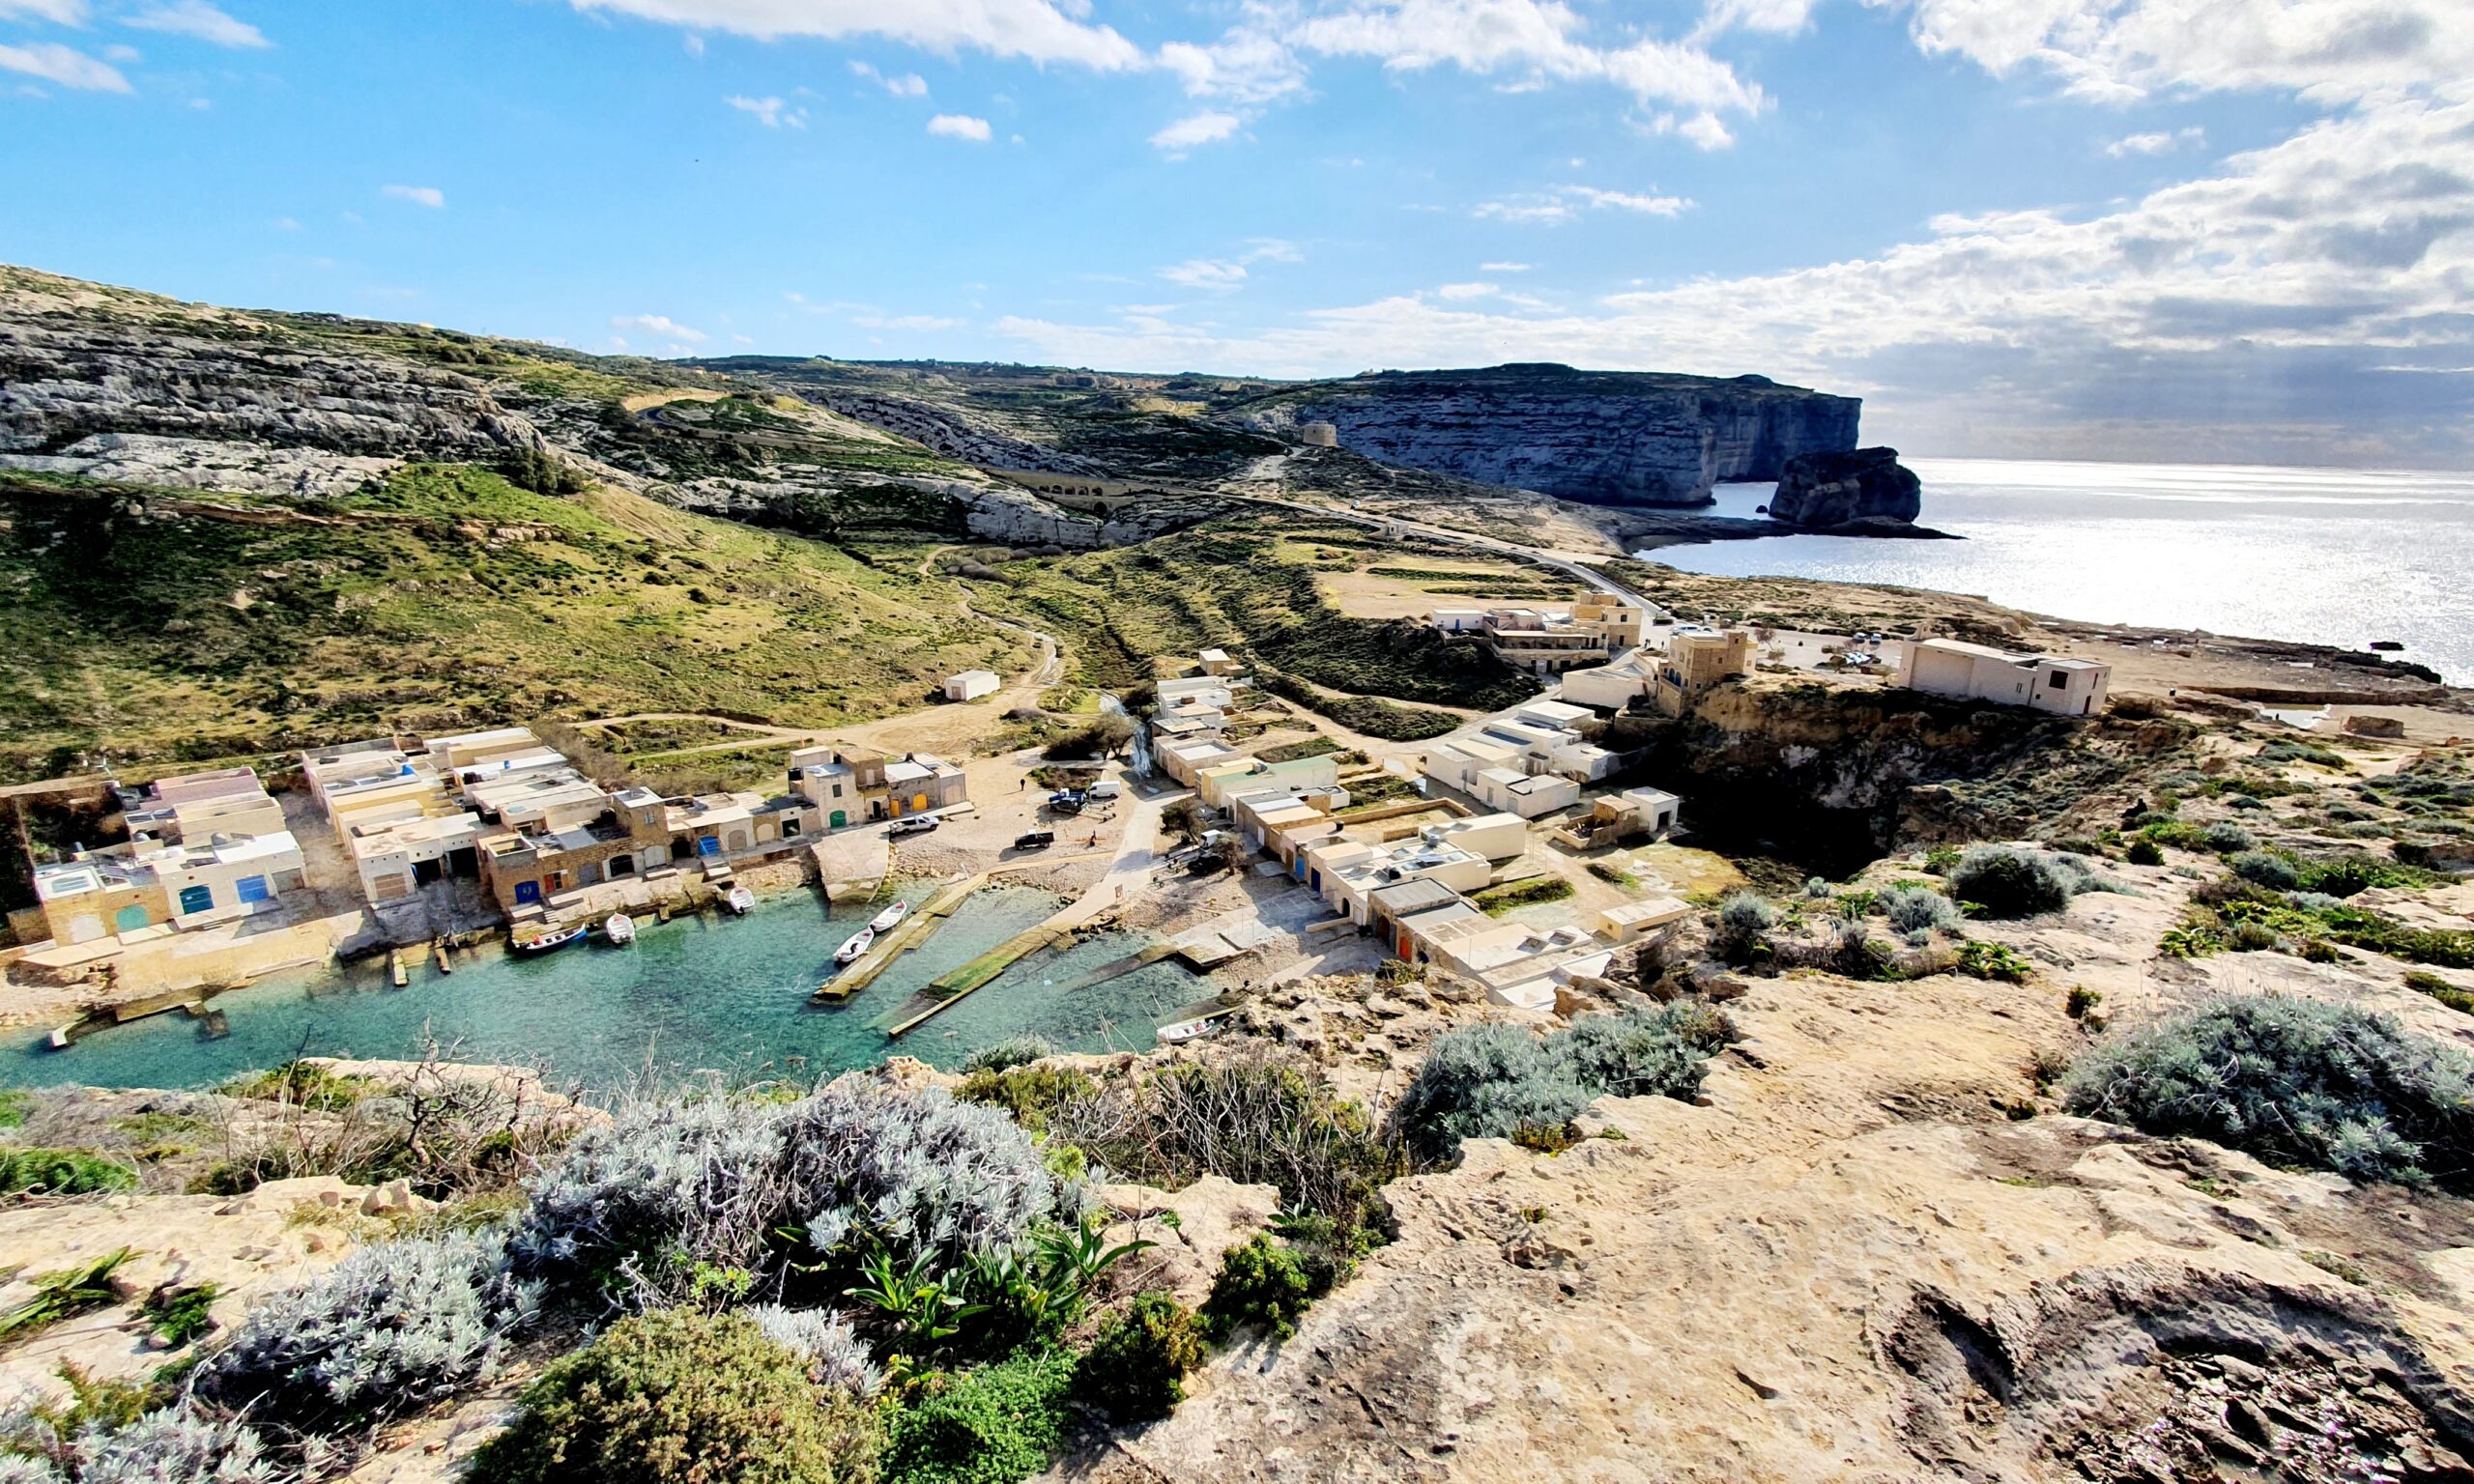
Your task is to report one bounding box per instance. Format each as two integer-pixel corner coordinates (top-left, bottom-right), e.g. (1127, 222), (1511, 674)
(944, 670), (1001, 702)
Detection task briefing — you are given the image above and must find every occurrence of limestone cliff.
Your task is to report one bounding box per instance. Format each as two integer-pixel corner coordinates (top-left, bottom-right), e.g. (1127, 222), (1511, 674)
(1768, 444), (1923, 527)
(1224, 363), (1861, 506)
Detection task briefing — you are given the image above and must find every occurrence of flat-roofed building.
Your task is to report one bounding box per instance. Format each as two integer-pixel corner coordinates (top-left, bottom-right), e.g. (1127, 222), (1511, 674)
(1426, 811), (1529, 862)
(32, 828), (306, 945)
(1598, 896), (1694, 944)
(944, 670), (1001, 701)
(1305, 833), (1491, 923)
(1475, 767), (1580, 819)
(1561, 651), (1659, 712)
(1896, 639), (2112, 716)
(1555, 786), (1682, 850)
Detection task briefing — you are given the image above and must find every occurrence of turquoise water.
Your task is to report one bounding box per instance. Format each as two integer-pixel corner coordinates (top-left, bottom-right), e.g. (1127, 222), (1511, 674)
(4, 885), (1207, 1092)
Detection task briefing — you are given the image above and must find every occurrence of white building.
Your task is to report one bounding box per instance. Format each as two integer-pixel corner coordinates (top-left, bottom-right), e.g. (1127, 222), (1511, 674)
(1896, 639), (2112, 717)
(944, 670), (1001, 701)
(1561, 651), (1660, 712)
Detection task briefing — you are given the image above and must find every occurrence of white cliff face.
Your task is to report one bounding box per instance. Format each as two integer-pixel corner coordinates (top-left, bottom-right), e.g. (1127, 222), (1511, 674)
(1234, 368), (1861, 506)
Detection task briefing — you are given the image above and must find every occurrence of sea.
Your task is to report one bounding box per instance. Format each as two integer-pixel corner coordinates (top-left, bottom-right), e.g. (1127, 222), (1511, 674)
(1644, 458), (2474, 686)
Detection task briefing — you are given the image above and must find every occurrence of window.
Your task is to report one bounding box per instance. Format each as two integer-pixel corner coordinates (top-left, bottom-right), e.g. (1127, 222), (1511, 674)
(2048, 671), (2069, 690)
(782, 818), (801, 837)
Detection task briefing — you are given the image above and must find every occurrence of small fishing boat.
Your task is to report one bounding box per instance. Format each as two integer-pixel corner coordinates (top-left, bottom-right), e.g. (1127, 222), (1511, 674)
(604, 912), (637, 945)
(1156, 1013), (1225, 1044)
(514, 923), (587, 956)
(868, 899), (911, 934)
(724, 886), (756, 916)
(834, 925), (877, 967)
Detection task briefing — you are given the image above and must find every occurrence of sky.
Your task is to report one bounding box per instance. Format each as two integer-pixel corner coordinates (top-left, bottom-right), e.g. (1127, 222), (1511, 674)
(3, 0), (2471, 469)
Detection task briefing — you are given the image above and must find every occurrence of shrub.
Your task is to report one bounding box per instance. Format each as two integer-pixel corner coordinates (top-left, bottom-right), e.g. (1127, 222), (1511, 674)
(2198, 822), (2256, 854)
(2125, 837), (2165, 866)
(1074, 1293), (1203, 1421)
(960, 1037), (1055, 1075)
(1711, 892), (1777, 964)
(1880, 885), (1962, 936)
(193, 1231), (539, 1440)
(954, 1064), (1098, 1135)
(748, 1306), (880, 1399)
(0, 1150), (134, 1197)
(0, 1249), (132, 1343)
(2065, 985), (2103, 1020)
(471, 1308), (879, 1484)
(1200, 1234), (1315, 1341)
(0, 1402), (272, 1484)
(140, 1282), (223, 1349)
(880, 1351), (1075, 1484)
(514, 1078), (1084, 1307)
(1949, 846), (2081, 919)
(2230, 850), (2303, 890)
(1385, 1008), (1726, 1163)
(1956, 940), (2033, 983)
(2062, 996), (2474, 1191)
(1382, 1023), (1595, 1164)
(1471, 876), (1575, 916)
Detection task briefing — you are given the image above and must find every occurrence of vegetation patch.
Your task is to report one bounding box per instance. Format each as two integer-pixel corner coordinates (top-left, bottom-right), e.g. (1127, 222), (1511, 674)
(1471, 876), (1576, 915)
(1386, 1006), (1732, 1163)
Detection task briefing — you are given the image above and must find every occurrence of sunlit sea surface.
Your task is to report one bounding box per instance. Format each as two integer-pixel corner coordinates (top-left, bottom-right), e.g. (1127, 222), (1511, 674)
(1645, 458), (2474, 685)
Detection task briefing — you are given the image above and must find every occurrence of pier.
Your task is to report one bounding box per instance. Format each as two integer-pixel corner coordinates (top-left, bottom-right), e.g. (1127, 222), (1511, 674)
(811, 873), (976, 1002)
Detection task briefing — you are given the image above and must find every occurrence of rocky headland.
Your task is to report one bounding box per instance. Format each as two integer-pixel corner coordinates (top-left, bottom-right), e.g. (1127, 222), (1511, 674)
(1223, 363), (1861, 507)
(1768, 444), (1925, 528)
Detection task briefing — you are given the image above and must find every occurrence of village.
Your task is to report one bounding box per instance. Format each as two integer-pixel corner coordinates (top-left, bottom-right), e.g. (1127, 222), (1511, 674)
(0, 557), (2123, 1050)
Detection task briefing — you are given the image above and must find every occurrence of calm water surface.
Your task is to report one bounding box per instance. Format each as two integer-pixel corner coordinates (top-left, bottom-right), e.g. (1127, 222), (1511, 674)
(5, 884), (1206, 1092)
(1648, 458), (2474, 684)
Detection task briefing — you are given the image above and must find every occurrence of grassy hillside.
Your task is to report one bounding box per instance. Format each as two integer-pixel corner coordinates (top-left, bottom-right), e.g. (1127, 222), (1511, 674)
(964, 515), (1539, 718)
(0, 466), (1030, 782)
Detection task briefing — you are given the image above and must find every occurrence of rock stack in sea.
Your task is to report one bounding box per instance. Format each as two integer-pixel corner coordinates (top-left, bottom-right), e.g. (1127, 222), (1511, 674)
(1767, 445), (1923, 528)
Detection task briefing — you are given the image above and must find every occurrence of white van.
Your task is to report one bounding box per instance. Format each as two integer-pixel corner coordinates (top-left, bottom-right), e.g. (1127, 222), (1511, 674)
(1086, 780), (1123, 800)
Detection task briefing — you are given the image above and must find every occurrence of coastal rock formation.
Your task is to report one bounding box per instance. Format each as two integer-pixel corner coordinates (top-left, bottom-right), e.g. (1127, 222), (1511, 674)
(1225, 364), (1860, 506)
(1768, 444), (1923, 527)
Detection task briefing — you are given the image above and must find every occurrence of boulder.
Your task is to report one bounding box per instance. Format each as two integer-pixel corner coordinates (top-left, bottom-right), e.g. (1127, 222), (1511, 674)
(1769, 445), (1922, 527)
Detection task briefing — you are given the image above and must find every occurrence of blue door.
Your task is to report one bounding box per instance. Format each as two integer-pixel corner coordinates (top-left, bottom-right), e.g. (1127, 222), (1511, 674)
(236, 874), (271, 904)
(514, 880), (541, 905)
(697, 835), (721, 858)
(178, 883), (214, 915)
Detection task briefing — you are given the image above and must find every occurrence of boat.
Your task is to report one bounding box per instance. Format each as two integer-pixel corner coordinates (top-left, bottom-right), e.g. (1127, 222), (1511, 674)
(868, 899), (911, 934)
(1156, 1013), (1227, 1044)
(514, 923), (587, 956)
(604, 912), (637, 945)
(834, 926), (877, 966)
(724, 886), (756, 916)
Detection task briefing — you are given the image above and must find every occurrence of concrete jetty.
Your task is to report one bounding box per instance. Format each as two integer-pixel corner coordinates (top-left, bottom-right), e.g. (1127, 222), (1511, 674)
(813, 873), (974, 1003)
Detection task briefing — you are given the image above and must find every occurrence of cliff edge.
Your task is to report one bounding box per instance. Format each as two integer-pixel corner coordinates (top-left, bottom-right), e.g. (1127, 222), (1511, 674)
(1223, 363), (1861, 507)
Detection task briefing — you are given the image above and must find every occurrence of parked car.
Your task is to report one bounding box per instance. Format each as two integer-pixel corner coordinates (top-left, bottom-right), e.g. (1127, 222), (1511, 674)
(1047, 790), (1086, 815)
(887, 816), (938, 838)
(1014, 829), (1056, 850)
(1086, 780), (1123, 800)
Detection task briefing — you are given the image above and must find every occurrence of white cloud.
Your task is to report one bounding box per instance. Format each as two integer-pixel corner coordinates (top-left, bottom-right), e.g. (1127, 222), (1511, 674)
(1875, 0), (2474, 104)
(1159, 22), (1306, 107)
(1480, 261), (1534, 271)
(927, 112), (991, 141)
(124, 1), (269, 48)
(1476, 183), (1693, 223)
(994, 91), (2474, 466)
(681, 31), (702, 54)
(0, 40), (129, 90)
(2107, 126), (2205, 157)
(1434, 281), (1497, 300)
(1156, 238), (1302, 292)
(563, 0), (1141, 70)
(612, 313), (707, 343)
(0, 1), (87, 23)
(1151, 109), (1242, 153)
(380, 184), (445, 208)
(1291, 0), (1765, 147)
(849, 59), (927, 96)
(1696, 0), (1819, 36)
(726, 93), (806, 128)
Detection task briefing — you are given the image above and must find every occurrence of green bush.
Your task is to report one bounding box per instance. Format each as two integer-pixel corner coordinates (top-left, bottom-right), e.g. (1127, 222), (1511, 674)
(1385, 1007), (1727, 1163)
(2198, 822), (2256, 854)
(881, 1350), (1075, 1484)
(0, 1148), (135, 1196)
(1074, 1293), (1203, 1421)
(2230, 850), (2303, 890)
(2125, 837), (2166, 866)
(960, 1036), (1055, 1074)
(1470, 876), (1575, 916)
(1955, 939), (2033, 983)
(1200, 1234), (1315, 1341)
(954, 1064), (1098, 1135)
(1711, 891), (1777, 965)
(1949, 846), (2085, 919)
(2063, 995), (2474, 1191)
(472, 1308), (881, 1484)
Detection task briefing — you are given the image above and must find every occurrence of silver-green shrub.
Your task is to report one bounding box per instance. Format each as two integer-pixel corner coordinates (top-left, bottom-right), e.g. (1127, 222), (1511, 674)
(962, 1035), (1057, 1074)
(194, 1230), (538, 1441)
(2062, 995), (2474, 1190)
(749, 1305), (880, 1399)
(2199, 821), (2256, 853)
(1949, 845), (2092, 919)
(1388, 1007), (1730, 1162)
(0, 1402), (273, 1484)
(1881, 884), (1963, 936)
(2231, 849), (2303, 890)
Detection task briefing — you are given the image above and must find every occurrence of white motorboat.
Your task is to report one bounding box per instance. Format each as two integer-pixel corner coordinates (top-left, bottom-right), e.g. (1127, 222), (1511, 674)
(724, 886), (756, 916)
(1156, 1013), (1225, 1044)
(834, 926), (877, 966)
(868, 899), (911, 934)
(604, 913), (637, 945)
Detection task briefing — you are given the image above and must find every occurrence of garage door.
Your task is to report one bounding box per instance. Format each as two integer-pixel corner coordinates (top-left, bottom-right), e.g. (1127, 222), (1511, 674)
(178, 884), (215, 916)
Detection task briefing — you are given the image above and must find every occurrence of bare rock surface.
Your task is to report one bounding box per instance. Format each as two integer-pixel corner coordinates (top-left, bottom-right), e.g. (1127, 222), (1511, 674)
(1769, 444), (1924, 527)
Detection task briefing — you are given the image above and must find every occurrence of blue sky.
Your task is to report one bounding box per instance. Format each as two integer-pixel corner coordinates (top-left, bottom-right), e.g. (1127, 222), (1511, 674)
(4, 0), (2471, 467)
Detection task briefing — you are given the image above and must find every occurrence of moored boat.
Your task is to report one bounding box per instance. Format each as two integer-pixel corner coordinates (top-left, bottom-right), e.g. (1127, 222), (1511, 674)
(514, 923), (587, 956)
(724, 886), (756, 916)
(868, 899), (911, 934)
(1157, 1012), (1228, 1044)
(834, 925), (877, 966)
(605, 912), (637, 945)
